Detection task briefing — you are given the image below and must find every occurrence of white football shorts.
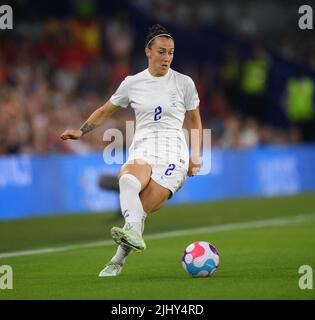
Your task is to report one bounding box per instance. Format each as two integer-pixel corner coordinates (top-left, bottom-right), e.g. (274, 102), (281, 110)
(127, 135), (189, 195)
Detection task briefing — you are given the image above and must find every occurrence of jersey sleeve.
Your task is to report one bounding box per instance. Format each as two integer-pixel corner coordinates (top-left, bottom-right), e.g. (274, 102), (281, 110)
(109, 77), (130, 108)
(184, 76), (200, 111)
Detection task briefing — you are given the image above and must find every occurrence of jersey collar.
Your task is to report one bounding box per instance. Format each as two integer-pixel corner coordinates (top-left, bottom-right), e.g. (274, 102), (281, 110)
(146, 68), (171, 80)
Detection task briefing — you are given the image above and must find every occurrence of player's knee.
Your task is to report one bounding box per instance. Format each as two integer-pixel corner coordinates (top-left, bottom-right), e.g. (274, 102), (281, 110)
(118, 164), (131, 180)
(117, 169), (126, 181)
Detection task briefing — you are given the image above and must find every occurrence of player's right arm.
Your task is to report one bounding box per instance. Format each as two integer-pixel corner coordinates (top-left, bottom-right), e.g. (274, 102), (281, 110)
(60, 100), (121, 140)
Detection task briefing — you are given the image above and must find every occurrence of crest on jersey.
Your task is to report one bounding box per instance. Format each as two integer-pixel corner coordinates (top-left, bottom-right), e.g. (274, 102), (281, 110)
(168, 89), (177, 107)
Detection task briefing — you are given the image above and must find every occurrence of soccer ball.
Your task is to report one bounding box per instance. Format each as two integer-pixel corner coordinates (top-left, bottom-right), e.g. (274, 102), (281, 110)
(182, 241), (220, 277)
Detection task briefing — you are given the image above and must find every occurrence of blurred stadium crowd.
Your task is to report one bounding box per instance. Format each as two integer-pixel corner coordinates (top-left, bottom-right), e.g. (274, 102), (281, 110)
(0, 0), (315, 155)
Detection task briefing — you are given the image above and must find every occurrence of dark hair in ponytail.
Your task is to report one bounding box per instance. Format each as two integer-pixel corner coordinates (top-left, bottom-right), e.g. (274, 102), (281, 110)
(145, 24), (173, 48)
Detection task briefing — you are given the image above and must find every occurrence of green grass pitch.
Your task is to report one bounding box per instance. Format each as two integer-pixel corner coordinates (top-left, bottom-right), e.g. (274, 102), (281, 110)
(0, 193), (315, 300)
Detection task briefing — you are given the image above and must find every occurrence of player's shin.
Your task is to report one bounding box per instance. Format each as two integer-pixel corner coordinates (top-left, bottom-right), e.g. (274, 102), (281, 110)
(119, 174), (145, 234)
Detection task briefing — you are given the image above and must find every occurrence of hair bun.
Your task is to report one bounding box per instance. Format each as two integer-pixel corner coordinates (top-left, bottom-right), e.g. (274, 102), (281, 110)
(149, 24), (168, 34)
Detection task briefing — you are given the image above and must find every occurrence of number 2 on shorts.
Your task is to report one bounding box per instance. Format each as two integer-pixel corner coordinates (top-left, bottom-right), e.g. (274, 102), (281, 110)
(165, 163), (176, 176)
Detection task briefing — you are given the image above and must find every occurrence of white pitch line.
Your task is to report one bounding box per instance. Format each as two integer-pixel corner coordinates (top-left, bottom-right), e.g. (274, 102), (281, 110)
(1, 212), (315, 259)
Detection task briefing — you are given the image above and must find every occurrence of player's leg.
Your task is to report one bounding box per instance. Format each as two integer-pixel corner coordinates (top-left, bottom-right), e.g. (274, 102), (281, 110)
(116, 159), (151, 235)
(108, 179), (170, 269)
(114, 180), (170, 264)
(139, 160), (187, 214)
(139, 179), (171, 214)
(99, 159), (151, 277)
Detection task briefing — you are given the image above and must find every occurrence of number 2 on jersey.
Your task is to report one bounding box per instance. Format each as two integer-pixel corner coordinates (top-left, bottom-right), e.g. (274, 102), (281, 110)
(154, 106), (162, 121)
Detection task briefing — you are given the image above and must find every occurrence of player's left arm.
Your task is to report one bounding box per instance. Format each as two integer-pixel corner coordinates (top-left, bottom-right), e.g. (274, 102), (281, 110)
(185, 107), (202, 176)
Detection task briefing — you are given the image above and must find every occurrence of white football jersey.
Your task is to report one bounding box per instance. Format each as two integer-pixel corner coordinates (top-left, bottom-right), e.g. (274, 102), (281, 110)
(110, 68), (200, 169)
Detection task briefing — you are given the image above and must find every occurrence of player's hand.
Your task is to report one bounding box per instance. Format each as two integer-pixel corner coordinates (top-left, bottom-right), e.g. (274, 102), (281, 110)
(60, 129), (82, 140)
(188, 158), (201, 177)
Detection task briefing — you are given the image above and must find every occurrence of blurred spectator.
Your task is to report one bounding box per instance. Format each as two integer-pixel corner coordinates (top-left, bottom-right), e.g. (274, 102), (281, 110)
(239, 117), (260, 148)
(219, 114), (241, 148)
(240, 43), (269, 120)
(284, 69), (315, 142)
(68, 18), (102, 58)
(220, 45), (241, 111)
(104, 14), (135, 60)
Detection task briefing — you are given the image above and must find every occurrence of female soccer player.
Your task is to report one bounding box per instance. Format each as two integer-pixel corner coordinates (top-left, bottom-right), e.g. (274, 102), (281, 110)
(60, 24), (202, 277)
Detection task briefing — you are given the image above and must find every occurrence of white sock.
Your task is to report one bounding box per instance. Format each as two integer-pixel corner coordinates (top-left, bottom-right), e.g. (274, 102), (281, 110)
(111, 244), (132, 265)
(119, 174), (144, 234)
(110, 174), (146, 266)
(111, 174), (147, 265)
(141, 212), (147, 235)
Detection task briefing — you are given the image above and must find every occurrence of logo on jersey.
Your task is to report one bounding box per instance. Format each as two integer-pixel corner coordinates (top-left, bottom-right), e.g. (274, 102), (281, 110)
(168, 89), (177, 107)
